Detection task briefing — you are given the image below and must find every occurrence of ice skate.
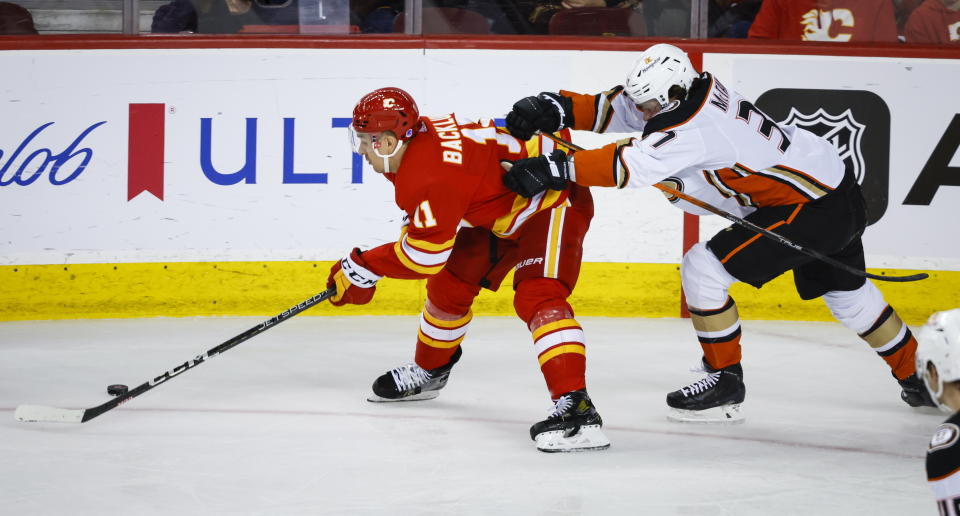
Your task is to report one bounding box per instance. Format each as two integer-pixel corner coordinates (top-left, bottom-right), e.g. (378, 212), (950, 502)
(898, 373), (936, 408)
(367, 347), (462, 402)
(530, 389), (610, 453)
(666, 361), (746, 423)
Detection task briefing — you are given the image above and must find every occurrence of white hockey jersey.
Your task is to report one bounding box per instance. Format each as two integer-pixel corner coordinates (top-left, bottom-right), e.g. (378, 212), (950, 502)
(566, 74), (848, 217)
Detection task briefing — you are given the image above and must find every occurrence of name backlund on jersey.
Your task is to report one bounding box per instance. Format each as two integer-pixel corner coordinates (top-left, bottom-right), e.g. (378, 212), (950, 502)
(371, 115), (572, 280)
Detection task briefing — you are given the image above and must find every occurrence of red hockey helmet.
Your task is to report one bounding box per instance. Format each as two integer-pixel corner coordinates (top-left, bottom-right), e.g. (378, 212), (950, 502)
(351, 87), (420, 141)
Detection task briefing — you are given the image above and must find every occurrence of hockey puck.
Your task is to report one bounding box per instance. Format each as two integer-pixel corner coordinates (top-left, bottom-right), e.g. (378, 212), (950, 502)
(107, 384), (129, 396)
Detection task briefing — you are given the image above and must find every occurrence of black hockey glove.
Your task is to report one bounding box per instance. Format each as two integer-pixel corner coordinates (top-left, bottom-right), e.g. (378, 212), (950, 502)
(505, 92), (574, 141)
(502, 149), (570, 198)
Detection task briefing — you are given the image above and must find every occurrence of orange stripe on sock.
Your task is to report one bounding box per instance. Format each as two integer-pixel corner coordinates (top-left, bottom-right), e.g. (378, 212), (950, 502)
(883, 336), (918, 380)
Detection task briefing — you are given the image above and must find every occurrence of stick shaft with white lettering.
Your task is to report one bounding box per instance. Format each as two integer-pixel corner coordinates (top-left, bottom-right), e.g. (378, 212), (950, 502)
(535, 131), (926, 283)
(14, 287), (337, 424)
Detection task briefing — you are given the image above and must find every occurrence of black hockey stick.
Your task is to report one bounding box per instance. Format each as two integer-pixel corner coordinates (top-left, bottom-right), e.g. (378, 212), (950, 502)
(14, 286), (337, 424)
(535, 131), (927, 283)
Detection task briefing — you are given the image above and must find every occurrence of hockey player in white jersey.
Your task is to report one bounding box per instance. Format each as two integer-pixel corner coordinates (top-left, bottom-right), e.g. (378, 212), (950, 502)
(502, 43), (935, 422)
(916, 309), (960, 514)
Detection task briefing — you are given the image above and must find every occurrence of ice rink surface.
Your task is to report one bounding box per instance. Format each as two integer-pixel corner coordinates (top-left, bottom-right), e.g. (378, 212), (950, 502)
(0, 315), (944, 515)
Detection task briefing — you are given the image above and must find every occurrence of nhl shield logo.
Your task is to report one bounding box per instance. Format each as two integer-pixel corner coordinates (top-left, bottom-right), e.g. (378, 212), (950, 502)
(782, 107), (866, 184)
(756, 88), (890, 226)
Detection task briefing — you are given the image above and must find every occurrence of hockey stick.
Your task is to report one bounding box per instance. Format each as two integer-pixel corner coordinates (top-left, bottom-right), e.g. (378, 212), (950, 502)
(532, 131), (927, 283)
(14, 286), (337, 424)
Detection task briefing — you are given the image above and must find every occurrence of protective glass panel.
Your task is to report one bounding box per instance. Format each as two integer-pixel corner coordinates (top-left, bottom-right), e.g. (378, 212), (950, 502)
(730, 0), (960, 46)
(298, 0), (353, 34)
(898, 0), (960, 45)
(397, 0), (659, 37)
(10, 0), (124, 34)
(148, 0), (307, 34)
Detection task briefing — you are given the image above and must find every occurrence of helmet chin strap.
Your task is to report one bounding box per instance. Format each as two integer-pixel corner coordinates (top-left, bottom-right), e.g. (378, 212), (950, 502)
(374, 139), (404, 173)
(930, 376), (950, 413)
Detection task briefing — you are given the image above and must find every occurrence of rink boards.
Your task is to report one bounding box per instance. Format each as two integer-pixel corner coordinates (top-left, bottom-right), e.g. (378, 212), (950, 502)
(0, 41), (958, 321)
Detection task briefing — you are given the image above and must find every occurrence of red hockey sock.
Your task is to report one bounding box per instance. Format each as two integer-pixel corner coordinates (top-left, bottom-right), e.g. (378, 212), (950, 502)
(415, 309), (471, 370)
(532, 318), (587, 398)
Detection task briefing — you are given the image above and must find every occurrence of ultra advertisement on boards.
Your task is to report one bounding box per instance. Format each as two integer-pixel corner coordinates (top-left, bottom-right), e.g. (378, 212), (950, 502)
(1, 48), (957, 270)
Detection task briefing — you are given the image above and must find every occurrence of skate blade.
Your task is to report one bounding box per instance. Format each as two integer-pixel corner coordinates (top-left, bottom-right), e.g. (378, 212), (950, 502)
(534, 425), (611, 453)
(366, 391), (440, 403)
(667, 403), (745, 424)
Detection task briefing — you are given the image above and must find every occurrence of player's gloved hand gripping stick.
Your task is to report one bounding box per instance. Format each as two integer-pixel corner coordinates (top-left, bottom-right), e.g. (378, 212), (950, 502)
(506, 130), (927, 284)
(14, 287), (337, 424)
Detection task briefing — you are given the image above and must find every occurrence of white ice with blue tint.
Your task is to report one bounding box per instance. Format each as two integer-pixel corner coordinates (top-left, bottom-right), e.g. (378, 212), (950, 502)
(0, 316), (943, 515)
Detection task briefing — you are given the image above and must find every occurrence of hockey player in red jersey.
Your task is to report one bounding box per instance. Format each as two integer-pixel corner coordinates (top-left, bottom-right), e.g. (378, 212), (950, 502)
(916, 309), (960, 513)
(326, 86), (609, 452)
(501, 43), (935, 423)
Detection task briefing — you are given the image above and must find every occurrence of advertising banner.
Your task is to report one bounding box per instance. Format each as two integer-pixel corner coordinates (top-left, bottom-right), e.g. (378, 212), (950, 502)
(0, 48), (678, 266)
(5, 48), (956, 270)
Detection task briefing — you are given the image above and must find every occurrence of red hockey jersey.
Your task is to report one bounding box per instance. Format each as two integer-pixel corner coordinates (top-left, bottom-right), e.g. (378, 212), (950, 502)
(748, 0), (898, 42)
(905, 0), (960, 44)
(361, 115), (571, 280)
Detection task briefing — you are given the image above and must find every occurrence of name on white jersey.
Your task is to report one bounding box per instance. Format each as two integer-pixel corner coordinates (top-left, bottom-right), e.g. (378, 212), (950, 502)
(709, 79), (730, 113)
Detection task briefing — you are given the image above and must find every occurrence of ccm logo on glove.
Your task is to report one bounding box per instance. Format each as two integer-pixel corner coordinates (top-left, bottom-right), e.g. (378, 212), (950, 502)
(327, 248), (382, 306)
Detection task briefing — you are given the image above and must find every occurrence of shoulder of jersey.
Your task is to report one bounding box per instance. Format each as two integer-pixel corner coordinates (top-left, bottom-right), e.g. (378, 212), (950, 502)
(928, 413), (960, 481)
(642, 72), (714, 137)
(399, 131), (463, 187)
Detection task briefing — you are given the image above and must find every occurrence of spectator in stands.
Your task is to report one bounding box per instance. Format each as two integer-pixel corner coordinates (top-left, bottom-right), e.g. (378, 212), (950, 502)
(353, 0), (403, 33)
(432, 0), (528, 34)
(709, 0), (762, 38)
(894, 0), (925, 33)
(642, 0), (690, 36)
(748, 0), (899, 42)
(904, 0), (960, 43)
(519, 0), (642, 35)
(0, 1), (37, 34)
(359, 1), (532, 35)
(152, 0), (298, 34)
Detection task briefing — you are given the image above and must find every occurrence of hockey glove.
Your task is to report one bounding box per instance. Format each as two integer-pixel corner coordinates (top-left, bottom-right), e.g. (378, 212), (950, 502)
(502, 149), (570, 198)
(505, 92), (574, 141)
(326, 248), (382, 307)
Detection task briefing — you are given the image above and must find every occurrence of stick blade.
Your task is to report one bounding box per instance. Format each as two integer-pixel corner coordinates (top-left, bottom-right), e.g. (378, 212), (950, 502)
(15, 404), (85, 423)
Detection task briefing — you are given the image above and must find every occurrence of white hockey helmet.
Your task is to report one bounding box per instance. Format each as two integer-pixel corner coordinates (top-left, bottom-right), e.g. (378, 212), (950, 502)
(624, 43), (699, 107)
(916, 308), (960, 412)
